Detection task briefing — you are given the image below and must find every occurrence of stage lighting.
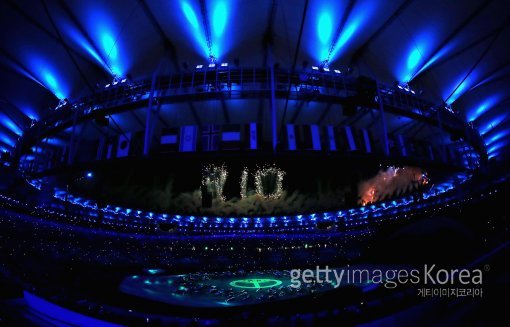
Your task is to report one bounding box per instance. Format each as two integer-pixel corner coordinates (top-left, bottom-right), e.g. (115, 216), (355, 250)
(196, 64), (203, 69)
(334, 69), (341, 74)
(208, 63), (216, 68)
(121, 78), (127, 83)
(323, 67), (330, 72)
(105, 84), (110, 88)
(221, 62), (228, 67)
(312, 66), (319, 70)
(54, 98), (68, 110)
(86, 172), (93, 178)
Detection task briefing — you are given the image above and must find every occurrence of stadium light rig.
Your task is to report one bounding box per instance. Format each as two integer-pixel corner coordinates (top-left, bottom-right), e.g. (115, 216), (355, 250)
(194, 62), (229, 69)
(54, 98), (69, 110)
(444, 103), (455, 114)
(396, 82), (418, 95)
(105, 75), (129, 88)
(311, 65), (349, 75)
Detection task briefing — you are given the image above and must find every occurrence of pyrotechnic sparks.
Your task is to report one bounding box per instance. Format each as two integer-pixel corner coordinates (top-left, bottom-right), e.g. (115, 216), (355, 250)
(358, 166), (429, 206)
(202, 164), (228, 201)
(254, 165), (286, 199)
(240, 167), (249, 199)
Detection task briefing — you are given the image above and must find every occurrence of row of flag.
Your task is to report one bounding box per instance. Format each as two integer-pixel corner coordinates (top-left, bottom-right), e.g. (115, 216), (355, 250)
(40, 124), (462, 167)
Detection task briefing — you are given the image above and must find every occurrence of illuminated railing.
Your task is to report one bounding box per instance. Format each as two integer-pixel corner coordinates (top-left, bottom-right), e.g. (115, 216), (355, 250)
(15, 67), (485, 162)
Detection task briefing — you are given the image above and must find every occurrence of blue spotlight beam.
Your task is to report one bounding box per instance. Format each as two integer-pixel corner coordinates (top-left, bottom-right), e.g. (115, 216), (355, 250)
(471, 97), (510, 122)
(0, 48), (47, 90)
(0, 139), (14, 150)
(350, 0), (414, 64)
(41, 0), (94, 92)
(410, 0), (493, 80)
(57, 0), (112, 78)
(2, 51), (67, 101)
(416, 29), (499, 78)
(479, 111), (510, 136)
(444, 28), (503, 104)
(199, 0), (216, 62)
(0, 124), (19, 139)
(323, 0), (355, 66)
(5, 0), (109, 74)
(0, 112), (22, 136)
(0, 99), (30, 130)
(469, 60), (510, 92)
(1, 44), (67, 100)
(180, 0), (218, 60)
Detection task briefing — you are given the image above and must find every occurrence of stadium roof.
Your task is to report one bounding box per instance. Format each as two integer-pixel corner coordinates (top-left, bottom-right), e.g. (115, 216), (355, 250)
(0, 0), (509, 161)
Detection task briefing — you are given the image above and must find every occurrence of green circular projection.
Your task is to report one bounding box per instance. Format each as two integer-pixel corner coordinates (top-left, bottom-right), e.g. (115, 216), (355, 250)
(229, 278), (283, 289)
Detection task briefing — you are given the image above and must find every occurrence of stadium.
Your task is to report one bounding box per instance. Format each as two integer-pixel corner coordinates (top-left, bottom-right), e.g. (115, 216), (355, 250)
(0, 0), (508, 325)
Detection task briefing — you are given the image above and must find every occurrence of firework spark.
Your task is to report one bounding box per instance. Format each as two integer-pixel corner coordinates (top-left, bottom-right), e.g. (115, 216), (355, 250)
(358, 166), (428, 205)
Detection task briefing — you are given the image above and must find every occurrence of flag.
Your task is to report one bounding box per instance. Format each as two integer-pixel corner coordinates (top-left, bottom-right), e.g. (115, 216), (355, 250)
(397, 134), (407, 157)
(179, 125), (198, 152)
(96, 138), (105, 160)
(221, 124), (241, 150)
(245, 122), (260, 150)
(160, 128), (179, 153)
(200, 124), (221, 151)
(360, 128), (373, 153)
(285, 124), (297, 150)
(325, 125), (337, 151)
(300, 125), (322, 150)
(340, 126), (357, 151)
(116, 132), (131, 158)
